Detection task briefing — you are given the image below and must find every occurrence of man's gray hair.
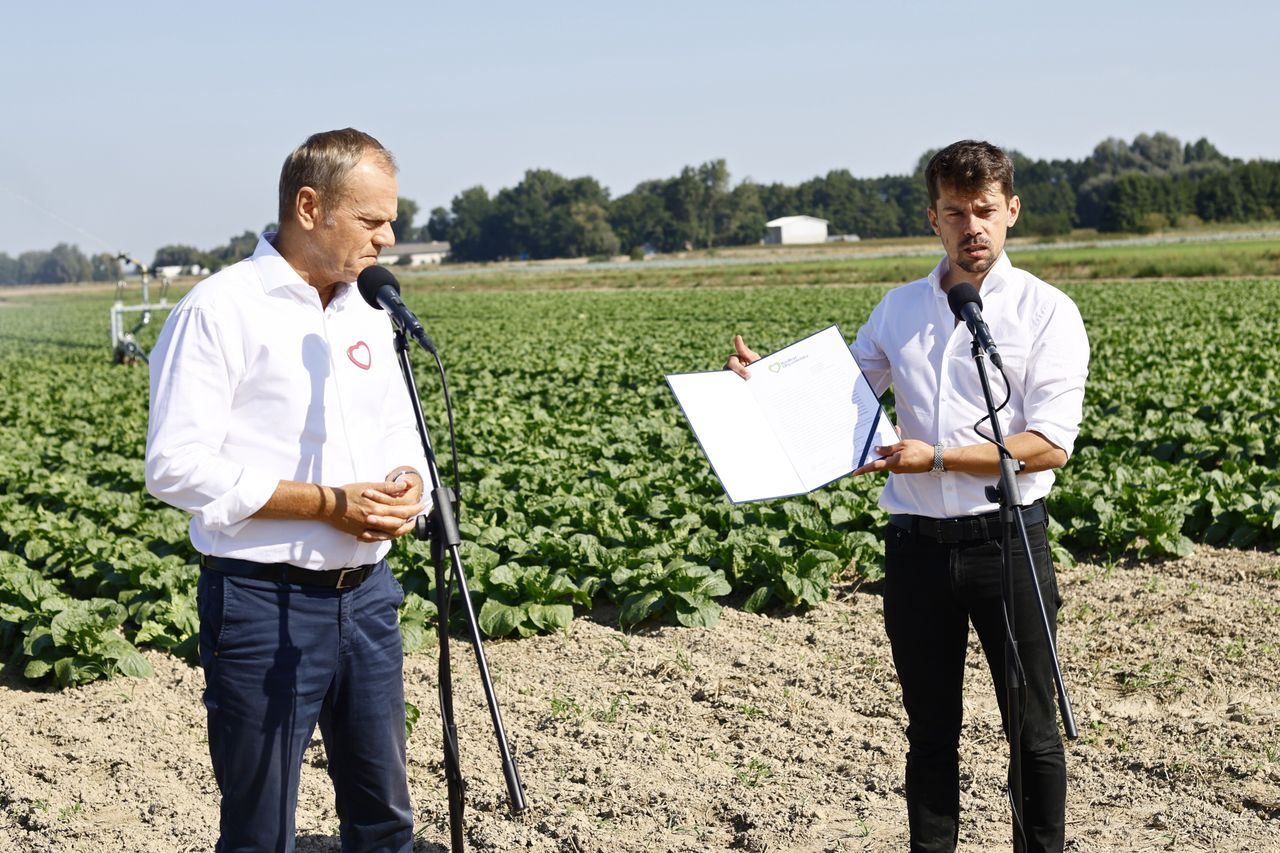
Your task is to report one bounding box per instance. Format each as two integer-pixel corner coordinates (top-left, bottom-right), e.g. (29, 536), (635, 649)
(277, 128), (397, 225)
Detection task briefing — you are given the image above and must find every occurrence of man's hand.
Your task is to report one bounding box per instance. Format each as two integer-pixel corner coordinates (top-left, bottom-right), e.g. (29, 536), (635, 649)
(255, 473), (426, 541)
(725, 334), (761, 379)
(327, 480), (425, 542)
(852, 439), (934, 476)
(379, 467), (424, 504)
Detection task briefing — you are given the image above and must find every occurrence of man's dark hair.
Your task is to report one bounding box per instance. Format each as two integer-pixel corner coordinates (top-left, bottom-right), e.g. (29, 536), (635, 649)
(277, 128), (397, 225)
(925, 140), (1015, 207)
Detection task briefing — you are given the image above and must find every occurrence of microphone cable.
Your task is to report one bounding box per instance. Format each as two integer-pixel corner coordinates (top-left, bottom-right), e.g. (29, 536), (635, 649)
(426, 345), (464, 518)
(972, 360), (1013, 454)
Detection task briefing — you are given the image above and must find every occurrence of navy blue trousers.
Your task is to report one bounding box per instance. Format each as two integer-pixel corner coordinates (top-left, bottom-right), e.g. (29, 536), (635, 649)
(883, 518), (1067, 853)
(197, 561), (413, 853)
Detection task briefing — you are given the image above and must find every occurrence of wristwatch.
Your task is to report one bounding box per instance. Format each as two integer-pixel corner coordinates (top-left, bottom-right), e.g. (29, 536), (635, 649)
(930, 443), (946, 476)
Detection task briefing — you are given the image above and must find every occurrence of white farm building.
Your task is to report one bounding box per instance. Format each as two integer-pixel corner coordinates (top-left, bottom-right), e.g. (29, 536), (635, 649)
(379, 241), (451, 266)
(764, 215), (828, 245)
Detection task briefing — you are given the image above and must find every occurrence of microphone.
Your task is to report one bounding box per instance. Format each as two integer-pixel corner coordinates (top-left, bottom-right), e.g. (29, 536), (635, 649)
(947, 282), (1002, 369)
(357, 266), (437, 354)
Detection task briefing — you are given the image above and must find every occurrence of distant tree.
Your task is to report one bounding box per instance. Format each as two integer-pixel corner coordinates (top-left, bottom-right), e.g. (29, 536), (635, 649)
(448, 186), (496, 261)
(37, 243), (93, 283)
(91, 252), (122, 282)
(1130, 132), (1184, 172)
(1194, 170), (1245, 222)
(789, 169), (905, 238)
(609, 190), (673, 253)
(657, 160), (733, 249)
(490, 169), (569, 258)
(877, 175), (931, 236)
(0, 253), (18, 285)
(796, 169), (854, 234)
(914, 148), (941, 177)
(423, 206), (451, 241)
(393, 197), (419, 242)
(206, 230), (259, 270)
(568, 201), (621, 257)
(653, 168), (691, 249)
(1196, 161), (1280, 223)
(758, 182), (799, 223)
(1099, 171), (1194, 232)
(1236, 161), (1280, 220)
(1090, 137), (1147, 176)
(486, 169), (616, 259)
(152, 244), (206, 271)
(721, 181), (766, 245)
(1073, 173), (1114, 230)
(1184, 137), (1230, 166)
(696, 159), (732, 247)
(17, 250), (50, 283)
(1011, 155), (1078, 236)
(1017, 186), (1075, 235)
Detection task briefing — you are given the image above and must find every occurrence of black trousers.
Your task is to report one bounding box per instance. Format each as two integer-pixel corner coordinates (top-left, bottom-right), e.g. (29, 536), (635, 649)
(883, 515), (1066, 853)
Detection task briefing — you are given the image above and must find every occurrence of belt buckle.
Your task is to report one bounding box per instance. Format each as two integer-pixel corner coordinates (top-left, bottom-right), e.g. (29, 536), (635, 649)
(936, 523), (963, 544)
(335, 567), (359, 589)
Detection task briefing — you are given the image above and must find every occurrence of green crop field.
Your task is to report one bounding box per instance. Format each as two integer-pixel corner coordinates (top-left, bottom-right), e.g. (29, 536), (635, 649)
(1, 248), (1278, 688)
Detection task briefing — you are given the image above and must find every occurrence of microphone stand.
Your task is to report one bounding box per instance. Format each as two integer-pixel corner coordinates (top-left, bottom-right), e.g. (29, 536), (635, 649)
(968, 338), (1077, 853)
(390, 326), (528, 851)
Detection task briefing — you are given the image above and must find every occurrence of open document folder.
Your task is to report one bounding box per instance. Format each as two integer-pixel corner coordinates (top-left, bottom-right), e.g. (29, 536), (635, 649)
(666, 326), (897, 504)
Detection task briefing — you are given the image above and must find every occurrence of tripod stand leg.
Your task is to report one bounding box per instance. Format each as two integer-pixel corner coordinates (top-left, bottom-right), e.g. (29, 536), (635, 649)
(431, 523), (466, 852)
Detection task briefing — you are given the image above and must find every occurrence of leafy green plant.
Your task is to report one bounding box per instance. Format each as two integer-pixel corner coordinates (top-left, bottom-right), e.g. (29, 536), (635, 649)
(1, 260), (1277, 687)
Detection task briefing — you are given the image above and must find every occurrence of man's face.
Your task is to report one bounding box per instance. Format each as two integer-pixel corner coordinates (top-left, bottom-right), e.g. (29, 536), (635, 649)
(310, 153), (398, 284)
(927, 180), (1020, 280)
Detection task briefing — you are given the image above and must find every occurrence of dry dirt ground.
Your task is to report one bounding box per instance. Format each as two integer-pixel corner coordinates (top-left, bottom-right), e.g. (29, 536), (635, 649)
(2, 546), (1278, 853)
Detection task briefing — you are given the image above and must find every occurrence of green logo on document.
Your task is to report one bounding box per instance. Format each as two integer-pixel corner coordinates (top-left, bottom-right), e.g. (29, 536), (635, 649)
(769, 355), (806, 373)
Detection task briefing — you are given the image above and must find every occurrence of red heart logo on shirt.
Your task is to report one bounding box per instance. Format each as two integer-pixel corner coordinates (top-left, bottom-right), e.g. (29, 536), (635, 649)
(347, 341), (371, 370)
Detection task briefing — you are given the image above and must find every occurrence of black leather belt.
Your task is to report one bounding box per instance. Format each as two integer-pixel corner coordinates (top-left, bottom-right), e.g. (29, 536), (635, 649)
(889, 500), (1047, 544)
(199, 554), (378, 589)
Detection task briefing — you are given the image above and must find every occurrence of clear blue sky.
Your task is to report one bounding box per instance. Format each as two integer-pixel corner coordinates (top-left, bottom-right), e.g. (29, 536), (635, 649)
(1, 1), (1275, 264)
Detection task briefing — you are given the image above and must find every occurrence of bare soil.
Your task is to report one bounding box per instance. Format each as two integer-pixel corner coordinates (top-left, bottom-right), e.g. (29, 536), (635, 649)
(2, 546), (1278, 852)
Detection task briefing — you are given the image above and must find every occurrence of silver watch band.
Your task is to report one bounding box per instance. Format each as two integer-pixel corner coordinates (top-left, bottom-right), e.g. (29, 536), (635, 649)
(931, 443), (945, 474)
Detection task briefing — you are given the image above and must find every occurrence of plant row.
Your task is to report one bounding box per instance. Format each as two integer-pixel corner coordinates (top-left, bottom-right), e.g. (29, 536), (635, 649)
(0, 276), (1275, 686)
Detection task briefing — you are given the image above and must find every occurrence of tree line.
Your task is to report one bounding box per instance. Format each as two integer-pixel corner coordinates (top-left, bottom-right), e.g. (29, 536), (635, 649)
(4, 132), (1278, 283)
(0, 245), (123, 286)
(0, 230), (269, 287)
(148, 230), (265, 278)
(399, 132), (1280, 262)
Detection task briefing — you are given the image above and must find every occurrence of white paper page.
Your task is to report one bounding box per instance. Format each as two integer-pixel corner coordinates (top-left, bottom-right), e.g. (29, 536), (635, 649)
(667, 325), (895, 502)
(746, 326), (884, 491)
(665, 371), (804, 502)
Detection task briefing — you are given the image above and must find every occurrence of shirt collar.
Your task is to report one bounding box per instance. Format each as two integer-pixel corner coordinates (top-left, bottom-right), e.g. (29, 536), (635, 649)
(249, 233), (355, 306)
(928, 251), (1015, 299)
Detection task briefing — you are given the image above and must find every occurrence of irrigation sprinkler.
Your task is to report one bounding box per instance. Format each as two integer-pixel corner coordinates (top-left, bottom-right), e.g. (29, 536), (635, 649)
(110, 253), (172, 365)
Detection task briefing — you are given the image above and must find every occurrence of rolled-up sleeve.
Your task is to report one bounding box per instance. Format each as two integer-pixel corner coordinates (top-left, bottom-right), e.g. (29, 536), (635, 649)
(145, 305), (278, 532)
(1022, 294), (1090, 457)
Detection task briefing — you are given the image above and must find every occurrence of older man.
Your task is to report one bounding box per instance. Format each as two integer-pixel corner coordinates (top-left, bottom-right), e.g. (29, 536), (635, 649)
(146, 128), (429, 852)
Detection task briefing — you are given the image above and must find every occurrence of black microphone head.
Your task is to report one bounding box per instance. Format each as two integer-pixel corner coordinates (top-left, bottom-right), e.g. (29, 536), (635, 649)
(357, 265), (400, 310)
(946, 282), (982, 320)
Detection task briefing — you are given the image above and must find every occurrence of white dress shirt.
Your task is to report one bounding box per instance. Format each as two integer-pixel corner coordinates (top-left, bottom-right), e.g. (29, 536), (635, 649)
(145, 235), (431, 569)
(850, 252), (1089, 518)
